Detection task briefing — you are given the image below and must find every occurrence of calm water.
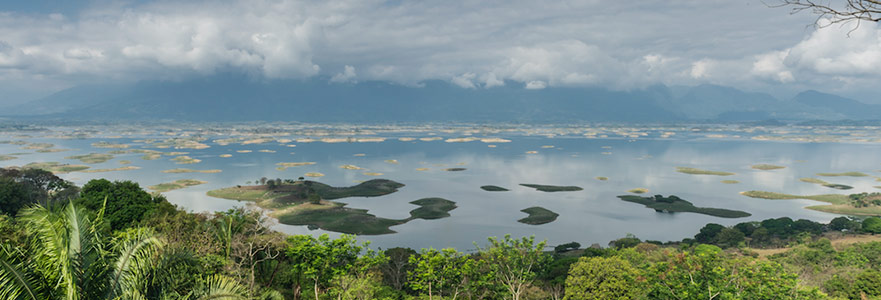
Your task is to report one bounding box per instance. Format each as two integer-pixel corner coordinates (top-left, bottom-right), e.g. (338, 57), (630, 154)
(3, 130), (880, 250)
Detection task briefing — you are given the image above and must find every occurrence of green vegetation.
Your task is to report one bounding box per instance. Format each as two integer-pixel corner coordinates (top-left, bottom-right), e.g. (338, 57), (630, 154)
(7, 174), (881, 299)
(675, 167), (735, 176)
(35, 148), (70, 153)
(618, 194), (751, 218)
(0, 167), (78, 216)
(149, 179), (208, 192)
(443, 167), (467, 171)
(721, 180), (740, 184)
(23, 162), (90, 174)
(520, 183), (583, 192)
(275, 161), (316, 170)
(91, 141), (129, 148)
(752, 164), (785, 170)
(481, 185), (509, 191)
(518, 206), (560, 225)
(595, 176), (608, 181)
(276, 205), (403, 235)
(65, 153), (114, 164)
(800, 177), (853, 190)
(81, 166), (141, 173)
(628, 188), (649, 194)
(817, 171), (869, 177)
(0, 155), (15, 161)
(407, 197), (457, 220)
(740, 190), (881, 216)
(171, 155), (201, 164)
(162, 168), (222, 173)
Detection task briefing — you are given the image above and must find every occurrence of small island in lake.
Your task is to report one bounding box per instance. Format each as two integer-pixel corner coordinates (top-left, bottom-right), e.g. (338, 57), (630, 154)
(518, 207), (559, 225)
(740, 191), (881, 216)
(481, 185), (509, 192)
(617, 194), (751, 218)
(207, 179), (457, 235)
(520, 184), (583, 192)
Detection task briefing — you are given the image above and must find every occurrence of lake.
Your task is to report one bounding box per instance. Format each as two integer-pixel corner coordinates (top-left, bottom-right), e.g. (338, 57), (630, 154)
(2, 123), (881, 250)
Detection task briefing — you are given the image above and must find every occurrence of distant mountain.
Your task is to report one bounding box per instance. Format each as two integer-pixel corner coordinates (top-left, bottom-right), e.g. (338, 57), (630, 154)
(2, 75), (877, 123)
(792, 90), (881, 120)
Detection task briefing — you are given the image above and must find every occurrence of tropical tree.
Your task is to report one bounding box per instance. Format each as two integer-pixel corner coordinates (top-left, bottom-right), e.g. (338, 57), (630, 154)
(0, 203), (247, 300)
(476, 235), (550, 300)
(408, 248), (477, 300)
(285, 234), (366, 300)
(564, 256), (641, 300)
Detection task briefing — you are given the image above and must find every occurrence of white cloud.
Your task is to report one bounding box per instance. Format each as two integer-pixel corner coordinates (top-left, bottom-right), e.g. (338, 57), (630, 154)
(331, 65), (357, 83)
(451, 72), (476, 88)
(752, 51), (794, 83)
(525, 80), (546, 89)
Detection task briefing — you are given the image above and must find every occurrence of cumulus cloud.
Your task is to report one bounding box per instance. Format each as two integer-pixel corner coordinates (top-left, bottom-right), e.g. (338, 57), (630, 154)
(0, 0), (880, 102)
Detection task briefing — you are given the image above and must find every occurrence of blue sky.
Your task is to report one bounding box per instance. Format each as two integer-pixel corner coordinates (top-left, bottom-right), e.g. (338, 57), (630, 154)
(1, 0), (879, 104)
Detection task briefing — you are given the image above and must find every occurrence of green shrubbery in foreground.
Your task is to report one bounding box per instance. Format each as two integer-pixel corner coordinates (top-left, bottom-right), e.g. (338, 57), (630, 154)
(3, 170), (881, 299)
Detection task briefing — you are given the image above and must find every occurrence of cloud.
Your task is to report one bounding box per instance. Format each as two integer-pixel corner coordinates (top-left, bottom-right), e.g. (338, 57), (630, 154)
(0, 0), (879, 102)
(331, 65), (357, 83)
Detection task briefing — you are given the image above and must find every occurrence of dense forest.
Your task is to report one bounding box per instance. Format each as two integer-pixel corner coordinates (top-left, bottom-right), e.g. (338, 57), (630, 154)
(2, 167), (881, 299)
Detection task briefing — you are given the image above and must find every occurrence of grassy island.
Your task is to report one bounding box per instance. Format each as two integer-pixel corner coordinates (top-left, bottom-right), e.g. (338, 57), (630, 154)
(752, 164), (785, 170)
(149, 179), (207, 192)
(628, 188), (649, 194)
(66, 153), (114, 164)
(518, 207), (559, 225)
(162, 168), (222, 173)
(0, 155), (15, 161)
(816, 172), (869, 177)
(520, 184), (583, 192)
(740, 190), (881, 216)
(617, 195), (751, 218)
(799, 178), (853, 190)
(23, 162), (90, 174)
(480, 185), (509, 192)
(207, 179), (441, 234)
(676, 167), (735, 176)
(443, 168), (467, 172)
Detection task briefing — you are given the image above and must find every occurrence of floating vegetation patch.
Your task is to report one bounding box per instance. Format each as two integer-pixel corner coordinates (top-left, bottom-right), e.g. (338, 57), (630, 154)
(721, 180), (740, 184)
(739, 191), (881, 216)
(149, 179), (207, 192)
(340, 164), (363, 170)
(162, 168), (222, 174)
(816, 172), (869, 177)
(35, 149), (71, 153)
(353, 153), (366, 157)
(385, 159), (399, 164)
(799, 178), (853, 190)
(305, 172), (325, 177)
(363, 172), (384, 176)
(23, 162), (90, 174)
(480, 185), (509, 192)
(618, 195), (750, 218)
(480, 138), (511, 143)
(81, 166), (141, 173)
(751, 164), (785, 170)
(118, 160), (132, 165)
(520, 184), (583, 192)
(419, 137), (442, 142)
(65, 153), (114, 164)
(399, 137), (416, 142)
(259, 149), (276, 153)
(166, 152), (189, 156)
(676, 167), (735, 176)
(237, 150), (252, 153)
(628, 188), (649, 194)
(220, 154), (233, 158)
(443, 168), (466, 172)
(525, 151), (538, 154)
(0, 155), (15, 161)
(595, 176), (609, 181)
(171, 156), (201, 164)
(275, 162), (316, 170)
(22, 143), (54, 150)
(518, 207), (559, 225)
(91, 141), (129, 149)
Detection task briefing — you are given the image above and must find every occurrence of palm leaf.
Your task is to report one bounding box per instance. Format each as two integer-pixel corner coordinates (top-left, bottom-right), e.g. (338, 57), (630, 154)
(0, 244), (41, 300)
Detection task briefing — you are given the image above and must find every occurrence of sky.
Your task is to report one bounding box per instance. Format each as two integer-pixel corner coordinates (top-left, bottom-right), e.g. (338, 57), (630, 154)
(1, 0), (880, 105)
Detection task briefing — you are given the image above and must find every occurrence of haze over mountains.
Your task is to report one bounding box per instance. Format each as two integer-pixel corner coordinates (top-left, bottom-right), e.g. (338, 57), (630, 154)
(2, 75), (876, 123)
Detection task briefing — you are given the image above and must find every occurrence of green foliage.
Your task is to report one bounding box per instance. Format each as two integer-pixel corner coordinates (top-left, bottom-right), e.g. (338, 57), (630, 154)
(408, 248), (476, 299)
(0, 168), (77, 216)
(564, 256), (640, 300)
(477, 235), (550, 300)
(554, 242), (581, 253)
(863, 217), (881, 234)
(285, 233), (377, 299)
(77, 179), (167, 231)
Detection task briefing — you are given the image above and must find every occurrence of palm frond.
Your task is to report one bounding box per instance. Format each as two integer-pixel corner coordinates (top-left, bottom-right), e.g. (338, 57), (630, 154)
(0, 244), (41, 300)
(194, 275), (248, 300)
(107, 228), (164, 299)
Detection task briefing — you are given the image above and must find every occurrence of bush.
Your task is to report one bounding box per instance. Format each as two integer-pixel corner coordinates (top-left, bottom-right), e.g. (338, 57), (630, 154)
(863, 217), (881, 234)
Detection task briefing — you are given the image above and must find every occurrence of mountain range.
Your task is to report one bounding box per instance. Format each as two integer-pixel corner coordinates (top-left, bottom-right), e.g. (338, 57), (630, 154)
(1, 74), (876, 123)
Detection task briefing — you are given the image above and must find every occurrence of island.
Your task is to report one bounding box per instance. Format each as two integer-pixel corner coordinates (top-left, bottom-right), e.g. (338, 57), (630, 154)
(518, 207), (559, 225)
(480, 185), (509, 192)
(676, 167), (735, 176)
(207, 179), (457, 235)
(520, 184), (583, 192)
(740, 191), (881, 216)
(617, 194), (751, 218)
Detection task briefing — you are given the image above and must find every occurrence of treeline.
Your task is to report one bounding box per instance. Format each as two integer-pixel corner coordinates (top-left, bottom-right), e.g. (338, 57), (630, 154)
(2, 169), (881, 299)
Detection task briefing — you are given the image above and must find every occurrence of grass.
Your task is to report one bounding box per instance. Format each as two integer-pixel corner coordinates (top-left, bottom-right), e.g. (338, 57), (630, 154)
(171, 156), (201, 164)
(363, 172), (384, 176)
(0, 155), (15, 161)
(738, 191), (881, 216)
(676, 167), (735, 176)
(518, 207), (559, 225)
(81, 166), (140, 173)
(407, 198), (457, 220)
(816, 172), (869, 177)
(65, 153), (114, 164)
(149, 179), (207, 192)
(91, 141), (129, 149)
(340, 164), (363, 170)
(799, 178), (853, 190)
(22, 143), (54, 149)
(23, 162), (90, 174)
(618, 195), (751, 218)
(119, 160), (132, 165)
(162, 168), (222, 173)
(595, 176), (608, 181)
(481, 185), (509, 192)
(752, 164), (785, 170)
(628, 188), (649, 194)
(36, 149), (70, 153)
(305, 172), (324, 177)
(721, 180), (740, 184)
(520, 184), (583, 192)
